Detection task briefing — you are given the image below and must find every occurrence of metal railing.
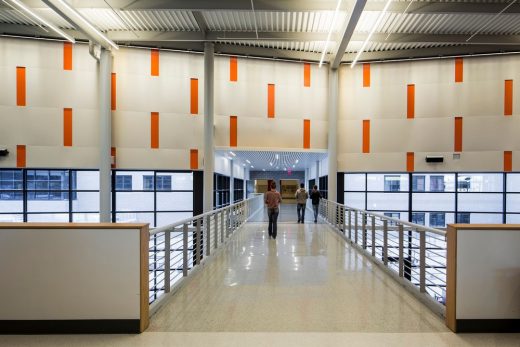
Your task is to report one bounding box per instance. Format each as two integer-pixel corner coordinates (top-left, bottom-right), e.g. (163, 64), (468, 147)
(319, 199), (447, 317)
(148, 194), (263, 313)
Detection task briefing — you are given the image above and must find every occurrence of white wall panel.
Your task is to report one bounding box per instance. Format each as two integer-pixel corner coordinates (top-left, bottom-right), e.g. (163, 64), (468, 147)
(116, 147), (196, 170)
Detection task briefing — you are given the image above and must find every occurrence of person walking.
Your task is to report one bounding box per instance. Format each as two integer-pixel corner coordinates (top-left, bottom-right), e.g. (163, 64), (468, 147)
(295, 183), (308, 223)
(265, 181), (282, 239)
(310, 185), (322, 223)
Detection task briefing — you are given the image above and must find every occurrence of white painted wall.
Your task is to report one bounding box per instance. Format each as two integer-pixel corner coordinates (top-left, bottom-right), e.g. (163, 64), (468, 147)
(0, 227), (141, 319)
(456, 228), (520, 319)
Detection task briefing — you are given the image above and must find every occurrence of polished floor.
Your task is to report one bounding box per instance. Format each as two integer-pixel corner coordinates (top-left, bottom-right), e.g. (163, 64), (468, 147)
(1, 206), (519, 346)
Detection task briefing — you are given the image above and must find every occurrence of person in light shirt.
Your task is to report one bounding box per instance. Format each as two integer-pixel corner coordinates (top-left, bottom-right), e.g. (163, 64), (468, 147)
(264, 181), (282, 239)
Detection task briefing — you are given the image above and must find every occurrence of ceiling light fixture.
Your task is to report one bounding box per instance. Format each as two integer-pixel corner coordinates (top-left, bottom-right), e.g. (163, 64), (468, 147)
(351, 0), (393, 69)
(4, 0), (75, 43)
(251, 165), (254, 169)
(269, 162), (273, 166)
(295, 159), (299, 164)
(229, 151), (236, 157)
(275, 154), (279, 160)
(319, 0), (342, 68)
(246, 159), (251, 164)
(50, 0), (118, 50)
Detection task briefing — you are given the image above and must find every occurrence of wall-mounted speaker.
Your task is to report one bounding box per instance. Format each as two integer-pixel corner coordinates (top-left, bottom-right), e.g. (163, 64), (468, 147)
(425, 156), (444, 163)
(0, 149), (9, 157)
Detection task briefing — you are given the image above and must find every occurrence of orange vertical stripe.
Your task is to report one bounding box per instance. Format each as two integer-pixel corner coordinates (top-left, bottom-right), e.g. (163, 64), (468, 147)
(407, 84), (415, 119)
(407, 152), (414, 172)
(16, 145), (26, 168)
(230, 116), (238, 147)
(504, 151), (513, 172)
(455, 57), (463, 83)
(303, 63), (311, 87)
(111, 147), (116, 169)
(362, 120), (370, 153)
(363, 63), (370, 88)
(190, 149), (198, 170)
(505, 79), (513, 116)
(303, 119), (311, 149)
(151, 49), (159, 76)
(111, 73), (117, 111)
(16, 67), (26, 106)
(63, 108), (73, 147)
(230, 56), (237, 82)
(190, 78), (198, 115)
(63, 42), (72, 70)
(267, 84), (275, 118)
(454, 117), (463, 152)
(151, 112), (159, 149)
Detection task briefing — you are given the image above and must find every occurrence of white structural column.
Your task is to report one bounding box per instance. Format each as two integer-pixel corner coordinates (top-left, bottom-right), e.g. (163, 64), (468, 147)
(230, 159), (235, 204)
(315, 160), (320, 188)
(99, 48), (112, 222)
(203, 42), (215, 213)
(327, 68), (339, 202)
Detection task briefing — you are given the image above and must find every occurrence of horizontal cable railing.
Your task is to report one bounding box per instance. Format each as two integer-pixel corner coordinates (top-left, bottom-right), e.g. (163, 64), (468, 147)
(319, 199), (447, 317)
(148, 194), (264, 313)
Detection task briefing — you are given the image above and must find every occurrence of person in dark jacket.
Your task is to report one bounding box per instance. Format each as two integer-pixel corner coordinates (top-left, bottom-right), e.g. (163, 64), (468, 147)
(295, 183), (309, 223)
(264, 181), (282, 239)
(309, 185), (322, 223)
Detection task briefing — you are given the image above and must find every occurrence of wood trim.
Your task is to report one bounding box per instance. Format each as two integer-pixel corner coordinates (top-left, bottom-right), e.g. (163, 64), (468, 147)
(447, 223), (520, 230)
(139, 225), (150, 332)
(446, 225), (457, 332)
(0, 223), (149, 229)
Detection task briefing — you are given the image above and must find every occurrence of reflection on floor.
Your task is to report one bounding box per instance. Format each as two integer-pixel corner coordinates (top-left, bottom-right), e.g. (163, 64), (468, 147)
(248, 202), (316, 223)
(1, 220), (518, 346)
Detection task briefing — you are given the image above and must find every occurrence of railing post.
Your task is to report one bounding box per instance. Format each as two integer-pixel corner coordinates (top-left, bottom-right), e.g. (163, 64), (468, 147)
(221, 210), (225, 242)
(371, 216), (376, 257)
(383, 220), (388, 266)
(398, 224), (404, 278)
(164, 230), (171, 293)
(348, 209), (352, 240)
(420, 229), (426, 293)
(206, 214), (211, 256)
(342, 206), (346, 234)
(354, 210), (358, 244)
(182, 223), (188, 277)
(196, 219), (201, 265)
(214, 214), (218, 249)
(362, 212), (367, 249)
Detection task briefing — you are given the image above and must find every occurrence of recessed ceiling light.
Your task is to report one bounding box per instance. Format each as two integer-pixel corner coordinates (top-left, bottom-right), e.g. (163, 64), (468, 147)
(295, 159), (299, 164)
(229, 151), (236, 157)
(269, 162), (273, 166)
(251, 165), (254, 169)
(275, 154), (279, 160)
(246, 159), (251, 164)
(262, 169), (266, 171)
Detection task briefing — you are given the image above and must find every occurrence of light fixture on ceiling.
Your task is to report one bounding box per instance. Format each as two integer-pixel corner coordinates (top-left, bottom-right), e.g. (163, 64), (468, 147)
(262, 169), (266, 171)
(275, 154), (279, 160)
(3, 0), (75, 43)
(251, 165), (254, 169)
(229, 151), (236, 157)
(351, 0), (393, 69)
(246, 159), (251, 164)
(292, 165), (295, 168)
(295, 159), (299, 164)
(269, 162), (273, 166)
(319, 0), (342, 68)
(44, 0), (118, 50)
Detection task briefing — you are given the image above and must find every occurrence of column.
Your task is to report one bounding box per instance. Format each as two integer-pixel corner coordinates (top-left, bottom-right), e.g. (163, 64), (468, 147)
(315, 160), (320, 188)
(327, 68), (339, 202)
(99, 48), (111, 222)
(203, 42), (215, 213)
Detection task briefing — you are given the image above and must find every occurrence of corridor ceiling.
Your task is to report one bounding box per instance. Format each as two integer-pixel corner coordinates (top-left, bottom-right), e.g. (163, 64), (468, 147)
(215, 150), (328, 172)
(0, 0), (519, 64)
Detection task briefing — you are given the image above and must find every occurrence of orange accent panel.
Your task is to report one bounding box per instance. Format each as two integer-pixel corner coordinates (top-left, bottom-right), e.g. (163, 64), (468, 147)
(63, 108), (73, 147)
(16, 145), (26, 168)
(151, 49), (159, 76)
(111, 147), (116, 169)
(407, 152), (414, 172)
(190, 149), (198, 170)
(505, 80), (513, 116)
(63, 42), (72, 70)
(407, 84), (415, 119)
(16, 67), (26, 106)
(267, 84), (275, 118)
(303, 119), (311, 149)
(190, 78), (198, 115)
(230, 116), (238, 147)
(363, 63), (370, 88)
(455, 58), (463, 83)
(303, 63), (311, 87)
(230, 56), (237, 82)
(151, 112), (159, 149)
(111, 73), (117, 111)
(454, 117), (463, 152)
(504, 151), (513, 172)
(362, 120), (370, 153)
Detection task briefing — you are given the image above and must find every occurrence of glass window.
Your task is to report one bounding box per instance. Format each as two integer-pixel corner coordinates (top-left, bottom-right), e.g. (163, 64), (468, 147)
(115, 175), (132, 190)
(458, 193), (503, 213)
(412, 175), (425, 192)
(157, 175), (172, 190)
(344, 192), (365, 209)
(0, 170), (23, 191)
(367, 192), (408, 211)
(506, 194), (520, 212)
(458, 173), (503, 192)
(457, 177), (471, 191)
(344, 174), (366, 191)
(384, 212), (400, 225)
(430, 176), (445, 192)
(429, 213), (446, 228)
(412, 212), (425, 225)
(506, 173), (520, 192)
(384, 175), (401, 192)
(457, 213), (470, 223)
(143, 175), (154, 191)
(412, 193), (455, 212)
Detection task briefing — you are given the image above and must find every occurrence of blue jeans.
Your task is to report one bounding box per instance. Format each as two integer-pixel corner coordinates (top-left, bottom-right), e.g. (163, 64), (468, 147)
(312, 204), (319, 221)
(297, 203), (306, 222)
(268, 207), (279, 238)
